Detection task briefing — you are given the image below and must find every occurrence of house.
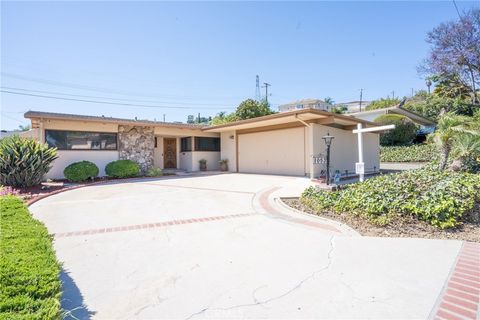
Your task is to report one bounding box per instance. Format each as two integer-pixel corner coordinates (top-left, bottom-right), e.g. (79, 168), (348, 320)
(278, 99), (332, 112)
(24, 109), (381, 179)
(348, 105), (436, 129)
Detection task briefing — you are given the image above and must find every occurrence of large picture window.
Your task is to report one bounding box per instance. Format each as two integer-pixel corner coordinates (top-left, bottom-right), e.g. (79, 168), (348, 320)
(181, 137), (192, 152)
(45, 130), (117, 150)
(195, 137), (220, 152)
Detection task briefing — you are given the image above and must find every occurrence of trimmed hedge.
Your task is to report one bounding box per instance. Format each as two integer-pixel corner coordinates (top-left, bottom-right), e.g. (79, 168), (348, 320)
(380, 144), (438, 162)
(105, 160), (140, 178)
(374, 114), (418, 146)
(63, 161), (99, 182)
(300, 167), (480, 229)
(0, 196), (61, 319)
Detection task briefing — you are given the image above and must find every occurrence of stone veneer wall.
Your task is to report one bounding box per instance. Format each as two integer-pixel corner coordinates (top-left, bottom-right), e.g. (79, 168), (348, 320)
(118, 125), (154, 174)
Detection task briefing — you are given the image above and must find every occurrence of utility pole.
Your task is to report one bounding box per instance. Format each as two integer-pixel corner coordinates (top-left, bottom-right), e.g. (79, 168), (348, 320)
(255, 75), (261, 101)
(262, 82), (271, 103)
(197, 112), (201, 124)
(391, 91), (395, 99)
(163, 114), (166, 122)
(359, 89), (364, 112)
(411, 88), (414, 97)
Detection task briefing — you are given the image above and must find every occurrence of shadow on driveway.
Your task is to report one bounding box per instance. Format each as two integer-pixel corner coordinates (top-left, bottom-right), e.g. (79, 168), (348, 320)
(60, 270), (95, 320)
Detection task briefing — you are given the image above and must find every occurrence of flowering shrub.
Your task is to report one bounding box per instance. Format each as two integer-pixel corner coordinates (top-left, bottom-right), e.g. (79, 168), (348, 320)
(301, 168), (480, 229)
(0, 186), (20, 197)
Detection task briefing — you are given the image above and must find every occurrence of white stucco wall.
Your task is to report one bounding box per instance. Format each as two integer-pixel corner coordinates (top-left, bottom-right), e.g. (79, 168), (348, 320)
(46, 150), (119, 179)
(312, 124), (379, 177)
(179, 151), (220, 171)
(220, 131), (237, 172)
(179, 152), (193, 171)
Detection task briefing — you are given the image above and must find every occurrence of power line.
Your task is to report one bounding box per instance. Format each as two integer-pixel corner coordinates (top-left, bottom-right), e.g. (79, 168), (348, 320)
(0, 90), (236, 110)
(1, 72), (245, 101)
(452, 0), (462, 19)
(1, 112), (27, 124)
(0, 86), (236, 107)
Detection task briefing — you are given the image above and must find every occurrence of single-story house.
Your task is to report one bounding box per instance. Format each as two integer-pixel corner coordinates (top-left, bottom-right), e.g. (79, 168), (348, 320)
(24, 109), (381, 179)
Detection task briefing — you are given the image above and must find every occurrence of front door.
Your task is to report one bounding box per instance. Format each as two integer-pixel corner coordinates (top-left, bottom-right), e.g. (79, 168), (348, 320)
(163, 138), (177, 169)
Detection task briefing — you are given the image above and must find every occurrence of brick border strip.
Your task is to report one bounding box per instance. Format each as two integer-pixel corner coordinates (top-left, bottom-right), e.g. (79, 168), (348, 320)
(256, 187), (342, 234)
(431, 242), (480, 320)
(55, 213), (257, 238)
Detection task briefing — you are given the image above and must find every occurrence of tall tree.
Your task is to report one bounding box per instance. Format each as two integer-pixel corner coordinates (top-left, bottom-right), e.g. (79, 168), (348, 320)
(421, 9), (480, 105)
(235, 99), (275, 120)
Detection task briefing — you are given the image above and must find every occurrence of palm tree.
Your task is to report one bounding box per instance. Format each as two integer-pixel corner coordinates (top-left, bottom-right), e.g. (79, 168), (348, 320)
(429, 112), (479, 170)
(449, 133), (480, 171)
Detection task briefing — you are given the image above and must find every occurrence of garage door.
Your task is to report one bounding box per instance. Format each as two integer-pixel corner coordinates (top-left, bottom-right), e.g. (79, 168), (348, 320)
(238, 127), (305, 176)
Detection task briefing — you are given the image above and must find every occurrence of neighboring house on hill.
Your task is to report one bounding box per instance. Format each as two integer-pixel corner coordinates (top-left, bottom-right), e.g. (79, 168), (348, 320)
(0, 129), (37, 139)
(278, 99), (332, 112)
(24, 109), (381, 179)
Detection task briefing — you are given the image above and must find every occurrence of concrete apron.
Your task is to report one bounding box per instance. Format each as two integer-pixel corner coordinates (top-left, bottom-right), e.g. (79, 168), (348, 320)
(30, 175), (474, 319)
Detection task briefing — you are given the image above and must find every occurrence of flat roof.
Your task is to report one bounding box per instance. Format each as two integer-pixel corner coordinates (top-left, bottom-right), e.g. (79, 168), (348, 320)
(24, 110), (206, 130)
(349, 106), (436, 126)
(203, 108), (379, 133)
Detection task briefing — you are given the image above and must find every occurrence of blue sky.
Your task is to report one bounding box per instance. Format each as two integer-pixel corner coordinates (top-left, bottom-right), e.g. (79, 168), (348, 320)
(1, 1), (479, 130)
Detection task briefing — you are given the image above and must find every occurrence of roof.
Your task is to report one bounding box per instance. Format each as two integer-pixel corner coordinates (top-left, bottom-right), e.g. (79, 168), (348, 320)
(279, 99), (327, 107)
(24, 110), (206, 130)
(349, 106), (436, 126)
(203, 108), (379, 133)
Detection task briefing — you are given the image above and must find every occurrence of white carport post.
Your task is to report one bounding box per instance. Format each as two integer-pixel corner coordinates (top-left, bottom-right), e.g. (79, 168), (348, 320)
(353, 123), (395, 182)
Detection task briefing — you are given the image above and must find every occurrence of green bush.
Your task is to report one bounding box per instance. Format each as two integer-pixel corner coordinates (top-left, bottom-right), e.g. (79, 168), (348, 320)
(0, 196), (61, 319)
(365, 98), (400, 110)
(380, 144), (438, 162)
(374, 114), (418, 146)
(300, 168), (480, 229)
(146, 167), (163, 177)
(105, 160), (140, 178)
(63, 161), (99, 182)
(0, 136), (58, 188)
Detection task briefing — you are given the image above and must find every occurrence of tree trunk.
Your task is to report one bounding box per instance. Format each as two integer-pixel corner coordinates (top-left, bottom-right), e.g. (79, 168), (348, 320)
(439, 143), (451, 171)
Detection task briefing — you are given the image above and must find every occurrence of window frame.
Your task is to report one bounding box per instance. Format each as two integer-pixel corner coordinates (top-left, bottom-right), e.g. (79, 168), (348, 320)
(45, 129), (118, 151)
(194, 136), (220, 152)
(180, 137), (193, 152)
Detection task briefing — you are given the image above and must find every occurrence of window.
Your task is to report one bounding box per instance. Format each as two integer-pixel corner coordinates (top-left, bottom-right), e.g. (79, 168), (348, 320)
(195, 137), (220, 152)
(45, 130), (117, 150)
(181, 137), (192, 152)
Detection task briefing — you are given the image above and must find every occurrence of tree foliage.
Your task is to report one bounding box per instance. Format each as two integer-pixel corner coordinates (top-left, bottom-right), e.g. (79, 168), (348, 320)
(365, 98), (401, 111)
(421, 8), (480, 105)
(211, 99), (275, 125)
(374, 114), (418, 146)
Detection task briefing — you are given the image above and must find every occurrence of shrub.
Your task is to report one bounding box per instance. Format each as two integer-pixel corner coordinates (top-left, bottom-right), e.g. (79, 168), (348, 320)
(0, 196), (61, 318)
(365, 98), (400, 110)
(146, 167), (163, 177)
(63, 161), (99, 182)
(380, 144), (438, 162)
(0, 136), (58, 188)
(105, 159), (140, 178)
(300, 168), (480, 229)
(374, 114), (418, 146)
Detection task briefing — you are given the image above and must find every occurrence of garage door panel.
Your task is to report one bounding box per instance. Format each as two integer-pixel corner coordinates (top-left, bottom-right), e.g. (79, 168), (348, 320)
(238, 127), (305, 176)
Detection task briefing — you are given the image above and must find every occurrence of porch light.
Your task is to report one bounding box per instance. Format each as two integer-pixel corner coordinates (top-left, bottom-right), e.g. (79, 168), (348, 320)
(322, 133), (334, 147)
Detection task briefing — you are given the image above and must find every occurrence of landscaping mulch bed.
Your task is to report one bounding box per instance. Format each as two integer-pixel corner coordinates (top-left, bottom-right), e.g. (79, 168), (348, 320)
(283, 198), (480, 243)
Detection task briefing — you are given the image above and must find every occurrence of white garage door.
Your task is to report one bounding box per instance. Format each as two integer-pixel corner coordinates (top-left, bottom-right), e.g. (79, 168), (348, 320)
(238, 127), (305, 176)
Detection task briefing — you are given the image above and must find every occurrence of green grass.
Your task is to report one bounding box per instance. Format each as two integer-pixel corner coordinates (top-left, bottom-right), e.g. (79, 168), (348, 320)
(380, 143), (438, 162)
(0, 196), (61, 320)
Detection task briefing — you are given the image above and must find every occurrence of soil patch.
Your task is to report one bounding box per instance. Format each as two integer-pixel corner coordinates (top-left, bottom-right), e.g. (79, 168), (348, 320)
(283, 198), (479, 243)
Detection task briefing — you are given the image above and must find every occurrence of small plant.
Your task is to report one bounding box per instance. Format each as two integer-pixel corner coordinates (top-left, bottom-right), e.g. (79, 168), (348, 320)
(219, 159), (229, 171)
(63, 161), (99, 182)
(0, 186), (20, 196)
(105, 159), (140, 178)
(199, 159), (207, 171)
(0, 136), (58, 187)
(146, 167), (163, 177)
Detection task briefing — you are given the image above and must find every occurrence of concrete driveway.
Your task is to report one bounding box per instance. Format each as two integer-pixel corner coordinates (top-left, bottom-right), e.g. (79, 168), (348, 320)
(30, 173), (477, 319)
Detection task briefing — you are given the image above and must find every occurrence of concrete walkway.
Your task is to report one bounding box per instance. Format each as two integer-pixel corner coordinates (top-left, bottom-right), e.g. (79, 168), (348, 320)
(29, 173), (478, 319)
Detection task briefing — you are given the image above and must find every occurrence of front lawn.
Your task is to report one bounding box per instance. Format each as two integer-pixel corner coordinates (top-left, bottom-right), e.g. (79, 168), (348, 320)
(295, 167), (480, 241)
(0, 196), (61, 319)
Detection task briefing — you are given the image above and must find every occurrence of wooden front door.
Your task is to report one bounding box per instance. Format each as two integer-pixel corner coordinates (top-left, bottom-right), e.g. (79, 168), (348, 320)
(163, 138), (177, 169)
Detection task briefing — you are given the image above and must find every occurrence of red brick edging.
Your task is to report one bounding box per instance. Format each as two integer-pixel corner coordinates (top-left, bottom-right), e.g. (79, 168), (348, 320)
(431, 242), (480, 320)
(257, 187), (342, 234)
(55, 213), (257, 238)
